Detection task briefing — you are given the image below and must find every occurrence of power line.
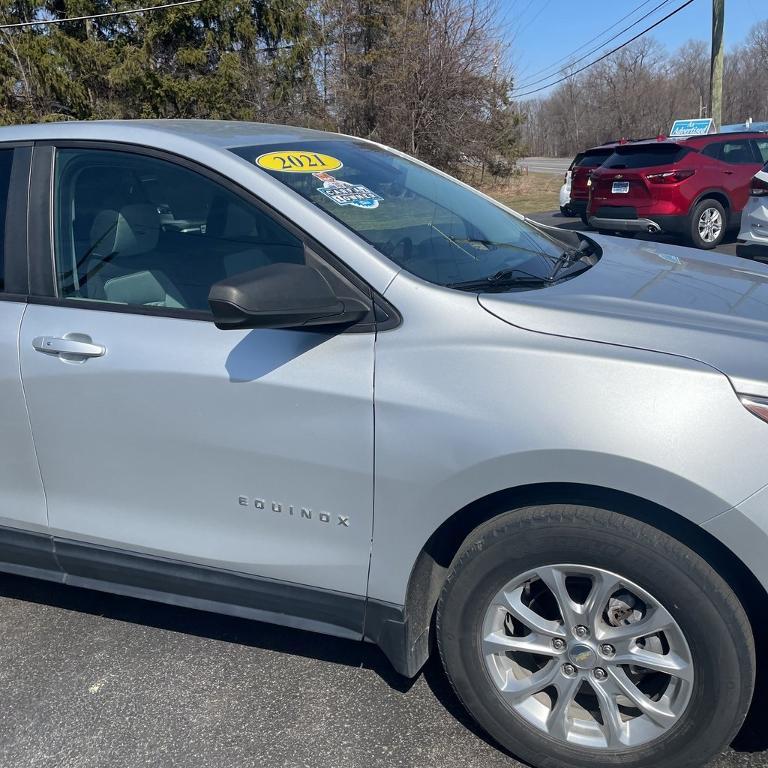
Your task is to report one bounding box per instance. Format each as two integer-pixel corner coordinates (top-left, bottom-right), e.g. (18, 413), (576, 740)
(0, 0), (203, 30)
(513, 0), (674, 92)
(512, 0), (697, 99)
(511, 0), (554, 42)
(513, 0), (665, 86)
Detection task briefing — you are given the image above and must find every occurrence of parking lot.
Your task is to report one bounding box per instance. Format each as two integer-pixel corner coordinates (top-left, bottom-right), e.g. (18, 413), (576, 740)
(0, 570), (766, 768)
(529, 209), (768, 262)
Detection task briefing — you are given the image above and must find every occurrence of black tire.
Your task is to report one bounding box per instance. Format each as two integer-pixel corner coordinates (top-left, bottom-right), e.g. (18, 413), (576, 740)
(437, 505), (754, 768)
(687, 199), (727, 249)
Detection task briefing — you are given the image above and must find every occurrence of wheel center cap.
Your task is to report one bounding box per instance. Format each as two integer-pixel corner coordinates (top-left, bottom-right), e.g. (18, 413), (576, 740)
(568, 643), (597, 669)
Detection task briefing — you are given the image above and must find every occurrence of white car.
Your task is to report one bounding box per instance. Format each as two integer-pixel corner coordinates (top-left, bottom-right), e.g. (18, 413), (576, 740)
(739, 163), (768, 244)
(559, 152), (583, 216)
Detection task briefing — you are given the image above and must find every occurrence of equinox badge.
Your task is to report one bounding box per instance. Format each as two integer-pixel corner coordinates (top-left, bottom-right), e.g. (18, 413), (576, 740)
(238, 496), (350, 528)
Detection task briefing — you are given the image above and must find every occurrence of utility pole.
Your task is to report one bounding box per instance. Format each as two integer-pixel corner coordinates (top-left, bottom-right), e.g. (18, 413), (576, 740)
(710, 0), (725, 130)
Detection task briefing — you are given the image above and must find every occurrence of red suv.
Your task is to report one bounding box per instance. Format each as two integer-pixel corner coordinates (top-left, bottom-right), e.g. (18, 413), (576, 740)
(588, 132), (768, 249)
(568, 143), (622, 225)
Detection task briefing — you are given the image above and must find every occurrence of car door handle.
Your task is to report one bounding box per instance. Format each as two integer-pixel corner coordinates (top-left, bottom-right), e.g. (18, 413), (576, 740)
(723, 170), (735, 175)
(32, 335), (106, 359)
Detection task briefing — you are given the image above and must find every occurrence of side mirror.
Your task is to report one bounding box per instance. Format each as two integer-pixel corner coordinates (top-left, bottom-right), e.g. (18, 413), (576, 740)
(208, 263), (370, 330)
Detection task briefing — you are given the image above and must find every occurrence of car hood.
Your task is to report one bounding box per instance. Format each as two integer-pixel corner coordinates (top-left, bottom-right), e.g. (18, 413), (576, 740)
(479, 235), (768, 397)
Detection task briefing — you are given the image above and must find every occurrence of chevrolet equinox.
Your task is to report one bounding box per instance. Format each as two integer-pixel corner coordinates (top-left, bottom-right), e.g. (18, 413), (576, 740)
(0, 120), (766, 768)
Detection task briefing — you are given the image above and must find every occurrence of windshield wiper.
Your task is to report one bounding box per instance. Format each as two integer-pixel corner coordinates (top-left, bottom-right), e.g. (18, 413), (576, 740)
(550, 238), (594, 280)
(447, 268), (553, 292)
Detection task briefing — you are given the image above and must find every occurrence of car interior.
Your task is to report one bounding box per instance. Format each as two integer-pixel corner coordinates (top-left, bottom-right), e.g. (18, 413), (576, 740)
(54, 153), (305, 312)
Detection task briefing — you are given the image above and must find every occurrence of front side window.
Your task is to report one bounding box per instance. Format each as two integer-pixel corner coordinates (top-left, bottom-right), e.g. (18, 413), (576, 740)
(0, 149), (14, 292)
(54, 149), (304, 312)
(232, 141), (573, 287)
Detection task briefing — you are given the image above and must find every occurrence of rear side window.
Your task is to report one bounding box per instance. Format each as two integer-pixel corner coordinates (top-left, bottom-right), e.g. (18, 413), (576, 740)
(603, 145), (690, 169)
(0, 149), (13, 291)
(575, 150), (611, 168)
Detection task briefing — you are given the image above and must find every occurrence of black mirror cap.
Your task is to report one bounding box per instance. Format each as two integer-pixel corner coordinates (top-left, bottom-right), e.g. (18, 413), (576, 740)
(208, 263), (369, 330)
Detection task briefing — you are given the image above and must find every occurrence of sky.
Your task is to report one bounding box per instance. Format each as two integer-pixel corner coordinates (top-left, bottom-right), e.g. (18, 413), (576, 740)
(500, 0), (766, 97)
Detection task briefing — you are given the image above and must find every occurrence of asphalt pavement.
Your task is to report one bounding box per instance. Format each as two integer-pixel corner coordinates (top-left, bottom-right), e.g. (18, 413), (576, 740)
(1, 573), (767, 768)
(2, 215), (768, 767)
(518, 157), (572, 176)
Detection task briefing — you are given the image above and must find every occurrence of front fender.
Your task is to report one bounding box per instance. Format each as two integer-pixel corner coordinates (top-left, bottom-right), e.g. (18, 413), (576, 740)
(369, 277), (768, 607)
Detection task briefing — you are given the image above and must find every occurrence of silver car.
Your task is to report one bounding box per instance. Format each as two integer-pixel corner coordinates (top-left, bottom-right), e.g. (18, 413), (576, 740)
(739, 161), (768, 245)
(0, 120), (766, 768)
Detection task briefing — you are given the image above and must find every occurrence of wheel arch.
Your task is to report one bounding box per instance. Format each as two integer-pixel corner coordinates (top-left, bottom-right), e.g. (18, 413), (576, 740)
(374, 482), (767, 678)
(692, 189), (732, 214)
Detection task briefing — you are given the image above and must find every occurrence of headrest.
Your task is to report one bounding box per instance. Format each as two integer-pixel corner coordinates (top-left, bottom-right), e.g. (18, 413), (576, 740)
(89, 204), (160, 258)
(103, 270), (183, 308)
(207, 198), (260, 241)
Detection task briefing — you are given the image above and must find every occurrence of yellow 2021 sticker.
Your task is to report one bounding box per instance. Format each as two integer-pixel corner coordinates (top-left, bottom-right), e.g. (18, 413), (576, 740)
(255, 151), (343, 173)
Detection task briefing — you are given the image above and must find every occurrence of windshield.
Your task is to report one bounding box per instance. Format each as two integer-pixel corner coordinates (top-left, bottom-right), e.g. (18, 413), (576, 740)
(231, 140), (570, 288)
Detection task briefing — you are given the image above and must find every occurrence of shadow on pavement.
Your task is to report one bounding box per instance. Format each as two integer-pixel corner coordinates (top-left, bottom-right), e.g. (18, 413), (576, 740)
(0, 572), (414, 693)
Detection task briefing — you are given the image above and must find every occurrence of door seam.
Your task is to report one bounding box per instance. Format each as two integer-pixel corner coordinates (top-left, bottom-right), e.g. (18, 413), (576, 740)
(16, 303), (60, 567)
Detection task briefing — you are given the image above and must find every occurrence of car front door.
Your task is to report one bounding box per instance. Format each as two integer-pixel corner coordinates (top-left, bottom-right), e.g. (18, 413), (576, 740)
(18, 143), (376, 619)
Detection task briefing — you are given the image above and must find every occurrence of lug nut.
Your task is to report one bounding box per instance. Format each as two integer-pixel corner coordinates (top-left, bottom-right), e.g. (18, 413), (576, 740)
(562, 663), (577, 677)
(574, 625), (589, 639)
(552, 638), (566, 651)
(593, 668), (607, 681)
(600, 644), (615, 657)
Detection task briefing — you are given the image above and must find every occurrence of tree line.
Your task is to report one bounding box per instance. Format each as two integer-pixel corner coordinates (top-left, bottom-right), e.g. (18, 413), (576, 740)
(0, 0), (521, 174)
(1, 1), (766, 171)
(521, 19), (768, 158)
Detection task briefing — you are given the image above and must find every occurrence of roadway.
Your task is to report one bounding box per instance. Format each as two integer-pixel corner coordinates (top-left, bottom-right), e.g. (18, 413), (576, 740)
(518, 156), (572, 175)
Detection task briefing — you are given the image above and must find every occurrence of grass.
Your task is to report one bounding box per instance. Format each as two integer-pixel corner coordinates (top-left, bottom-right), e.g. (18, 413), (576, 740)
(475, 171), (562, 215)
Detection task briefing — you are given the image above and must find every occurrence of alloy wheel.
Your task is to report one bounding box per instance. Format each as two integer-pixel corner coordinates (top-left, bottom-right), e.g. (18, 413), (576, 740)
(697, 207), (723, 243)
(481, 564), (694, 750)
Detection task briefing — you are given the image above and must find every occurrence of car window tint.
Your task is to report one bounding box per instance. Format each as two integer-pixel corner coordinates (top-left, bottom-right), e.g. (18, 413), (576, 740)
(575, 150), (611, 168)
(53, 149), (304, 312)
(603, 145), (689, 169)
(754, 139), (768, 164)
(0, 149), (13, 292)
(719, 140), (757, 165)
(569, 153), (585, 170)
(701, 142), (723, 160)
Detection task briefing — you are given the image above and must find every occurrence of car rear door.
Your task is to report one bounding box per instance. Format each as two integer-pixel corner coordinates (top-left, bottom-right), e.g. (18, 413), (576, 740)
(0, 144), (51, 558)
(18, 142), (377, 627)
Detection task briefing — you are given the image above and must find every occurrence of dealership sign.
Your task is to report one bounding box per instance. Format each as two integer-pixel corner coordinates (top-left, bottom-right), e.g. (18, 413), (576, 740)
(670, 118), (714, 137)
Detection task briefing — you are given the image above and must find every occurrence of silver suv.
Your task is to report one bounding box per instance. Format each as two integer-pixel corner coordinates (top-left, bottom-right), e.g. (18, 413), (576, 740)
(0, 120), (766, 768)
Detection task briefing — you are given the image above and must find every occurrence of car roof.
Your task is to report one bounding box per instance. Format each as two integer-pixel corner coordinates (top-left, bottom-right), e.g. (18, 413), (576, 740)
(0, 119), (349, 149)
(627, 131), (767, 148)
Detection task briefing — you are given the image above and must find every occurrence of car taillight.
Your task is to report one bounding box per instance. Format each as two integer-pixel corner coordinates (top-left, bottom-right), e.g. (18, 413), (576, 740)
(751, 176), (768, 197)
(740, 395), (768, 424)
(645, 169), (696, 184)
